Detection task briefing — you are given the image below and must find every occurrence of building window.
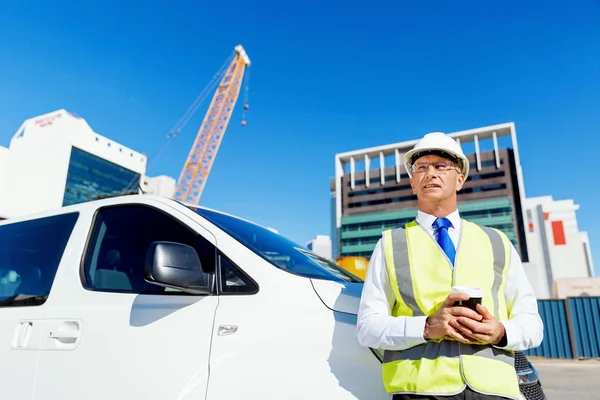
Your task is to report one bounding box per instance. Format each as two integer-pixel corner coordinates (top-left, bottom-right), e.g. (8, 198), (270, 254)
(466, 171), (506, 181)
(340, 251), (373, 258)
(62, 146), (141, 206)
(347, 183), (413, 198)
(470, 159), (503, 168)
(342, 217), (416, 232)
(346, 183), (507, 209)
(347, 174), (410, 188)
(341, 237), (381, 247)
(348, 194), (418, 208)
(461, 183), (507, 194)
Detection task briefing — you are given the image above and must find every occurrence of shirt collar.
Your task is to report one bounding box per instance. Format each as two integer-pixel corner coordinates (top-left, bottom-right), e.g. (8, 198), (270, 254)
(416, 209), (461, 232)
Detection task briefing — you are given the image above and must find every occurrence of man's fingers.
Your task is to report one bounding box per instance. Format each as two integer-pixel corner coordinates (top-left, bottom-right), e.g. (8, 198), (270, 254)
(455, 317), (484, 332)
(453, 320), (479, 338)
(444, 292), (469, 306)
(448, 306), (483, 321)
(446, 328), (473, 343)
(445, 322), (479, 344)
(456, 317), (497, 338)
(476, 304), (493, 319)
(460, 330), (490, 344)
(451, 321), (489, 344)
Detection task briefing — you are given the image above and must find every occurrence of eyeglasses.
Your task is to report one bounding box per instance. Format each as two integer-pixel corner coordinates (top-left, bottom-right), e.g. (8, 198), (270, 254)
(411, 161), (459, 174)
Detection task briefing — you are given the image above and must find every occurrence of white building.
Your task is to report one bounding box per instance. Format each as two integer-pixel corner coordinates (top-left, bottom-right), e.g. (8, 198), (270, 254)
(523, 195), (595, 299)
(307, 235), (333, 261)
(141, 175), (176, 198)
(0, 109), (174, 219)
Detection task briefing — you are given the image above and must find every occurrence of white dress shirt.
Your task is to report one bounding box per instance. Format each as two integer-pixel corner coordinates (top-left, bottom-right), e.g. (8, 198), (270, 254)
(356, 209), (544, 352)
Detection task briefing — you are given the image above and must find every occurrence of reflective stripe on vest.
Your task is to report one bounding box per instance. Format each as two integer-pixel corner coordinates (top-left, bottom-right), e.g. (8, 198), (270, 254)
(381, 220), (520, 400)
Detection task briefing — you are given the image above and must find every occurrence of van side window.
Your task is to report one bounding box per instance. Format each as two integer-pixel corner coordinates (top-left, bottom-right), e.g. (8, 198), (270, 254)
(219, 254), (258, 295)
(82, 205), (216, 294)
(0, 212), (79, 307)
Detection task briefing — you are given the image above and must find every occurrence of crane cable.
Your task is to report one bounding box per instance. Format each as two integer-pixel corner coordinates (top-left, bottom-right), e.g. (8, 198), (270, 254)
(241, 65), (251, 123)
(167, 52), (235, 137)
(123, 50), (236, 195)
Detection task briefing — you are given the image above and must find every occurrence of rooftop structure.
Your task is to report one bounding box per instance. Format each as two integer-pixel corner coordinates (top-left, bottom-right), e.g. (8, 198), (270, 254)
(331, 122), (529, 261)
(0, 110), (172, 219)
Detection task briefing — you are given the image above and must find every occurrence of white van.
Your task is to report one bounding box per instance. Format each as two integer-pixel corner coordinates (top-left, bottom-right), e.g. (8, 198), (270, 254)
(0, 195), (388, 399)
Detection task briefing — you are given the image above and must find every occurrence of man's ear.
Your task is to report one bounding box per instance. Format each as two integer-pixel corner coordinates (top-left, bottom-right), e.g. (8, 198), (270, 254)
(455, 174), (465, 192)
(410, 178), (417, 194)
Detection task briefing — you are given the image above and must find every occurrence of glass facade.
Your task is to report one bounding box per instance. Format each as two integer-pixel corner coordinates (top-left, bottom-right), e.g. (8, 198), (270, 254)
(62, 146), (141, 206)
(339, 197), (519, 258)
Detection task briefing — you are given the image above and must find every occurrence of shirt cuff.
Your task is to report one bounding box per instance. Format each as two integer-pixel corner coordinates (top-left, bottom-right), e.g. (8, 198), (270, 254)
(494, 320), (514, 349)
(404, 315), (428, 344)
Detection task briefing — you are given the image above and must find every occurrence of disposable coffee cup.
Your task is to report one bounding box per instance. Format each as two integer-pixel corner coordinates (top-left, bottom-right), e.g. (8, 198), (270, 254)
(451, 286), (483, 311)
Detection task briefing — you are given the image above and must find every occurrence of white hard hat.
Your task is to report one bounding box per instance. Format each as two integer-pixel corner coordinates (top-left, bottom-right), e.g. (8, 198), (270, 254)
(404, 132), (470, 179)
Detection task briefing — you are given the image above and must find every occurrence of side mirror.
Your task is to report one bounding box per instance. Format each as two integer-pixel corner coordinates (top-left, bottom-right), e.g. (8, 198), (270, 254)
(144, 241), (214, 295)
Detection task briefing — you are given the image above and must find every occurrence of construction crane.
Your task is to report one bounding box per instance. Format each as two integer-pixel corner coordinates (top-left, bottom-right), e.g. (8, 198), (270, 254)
(173, 45), (251, 205)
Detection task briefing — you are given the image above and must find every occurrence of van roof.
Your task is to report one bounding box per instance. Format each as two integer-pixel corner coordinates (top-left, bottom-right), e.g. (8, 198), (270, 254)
(0, 195), (277, 233)
(0, 194), (181, 224)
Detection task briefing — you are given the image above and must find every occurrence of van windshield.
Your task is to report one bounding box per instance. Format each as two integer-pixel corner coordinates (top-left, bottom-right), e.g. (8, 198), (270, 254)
(192, 207), (362, 283)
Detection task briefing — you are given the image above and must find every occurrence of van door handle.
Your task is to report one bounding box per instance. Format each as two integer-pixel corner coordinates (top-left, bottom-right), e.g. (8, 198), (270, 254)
(15, 322), (33, 348)
(48, 321), (81, 343)
(49, 330), (80, 340)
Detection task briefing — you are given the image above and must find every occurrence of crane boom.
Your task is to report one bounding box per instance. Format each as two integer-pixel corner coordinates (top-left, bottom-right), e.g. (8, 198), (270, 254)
(174, 45), (251, 205)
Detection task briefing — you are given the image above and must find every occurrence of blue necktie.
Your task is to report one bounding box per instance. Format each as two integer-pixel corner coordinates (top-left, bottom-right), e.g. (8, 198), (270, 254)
(433, 217), (456, 266)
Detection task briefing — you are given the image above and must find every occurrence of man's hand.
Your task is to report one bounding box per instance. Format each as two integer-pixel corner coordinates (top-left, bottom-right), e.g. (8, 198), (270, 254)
(452, 304), (507, 346)
(424, 292), (483, 342)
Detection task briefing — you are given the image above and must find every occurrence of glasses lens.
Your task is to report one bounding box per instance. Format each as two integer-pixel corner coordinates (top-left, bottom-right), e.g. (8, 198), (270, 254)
(412, 162), (456, 173)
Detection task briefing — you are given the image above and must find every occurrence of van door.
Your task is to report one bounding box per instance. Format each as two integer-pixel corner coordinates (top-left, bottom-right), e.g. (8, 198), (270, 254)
(34, 204), (219, 400)
(0, 212), (79, 400)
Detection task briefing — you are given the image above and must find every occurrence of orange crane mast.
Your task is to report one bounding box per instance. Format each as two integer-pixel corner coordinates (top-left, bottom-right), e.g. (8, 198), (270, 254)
(174, 45), (251, 205)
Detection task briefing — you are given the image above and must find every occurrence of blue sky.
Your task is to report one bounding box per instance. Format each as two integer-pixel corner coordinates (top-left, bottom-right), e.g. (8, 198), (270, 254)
(1, 1), (599, 273)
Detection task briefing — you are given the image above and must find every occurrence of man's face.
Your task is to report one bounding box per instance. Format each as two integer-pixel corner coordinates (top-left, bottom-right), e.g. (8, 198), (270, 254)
(409, 154), (465, 202)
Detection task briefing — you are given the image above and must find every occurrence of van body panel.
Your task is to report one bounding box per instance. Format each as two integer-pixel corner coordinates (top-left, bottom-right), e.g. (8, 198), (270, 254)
(1, 308), (42, 400)
(0, 210), (81, 400)
(32, 199), (220, 399)
(310, 278), (363, 315)
(34, 292), (218, 399)
(0, 195), (387, 400)
(206, 271), (388, 399)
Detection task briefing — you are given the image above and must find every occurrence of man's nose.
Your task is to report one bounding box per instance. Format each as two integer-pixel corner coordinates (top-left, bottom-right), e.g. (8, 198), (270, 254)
(425, 164), (439, 177)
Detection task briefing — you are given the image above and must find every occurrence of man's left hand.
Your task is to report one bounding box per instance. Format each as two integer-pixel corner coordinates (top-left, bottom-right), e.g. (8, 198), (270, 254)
(451, 304), (506, 346)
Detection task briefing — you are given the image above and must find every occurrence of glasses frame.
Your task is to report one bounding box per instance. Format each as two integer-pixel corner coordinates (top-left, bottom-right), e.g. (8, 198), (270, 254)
(411, 161), (461, 175)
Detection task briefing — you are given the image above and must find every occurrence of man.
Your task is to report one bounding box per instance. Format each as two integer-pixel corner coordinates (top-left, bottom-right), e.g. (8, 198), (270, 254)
(356, 132), (543, 400)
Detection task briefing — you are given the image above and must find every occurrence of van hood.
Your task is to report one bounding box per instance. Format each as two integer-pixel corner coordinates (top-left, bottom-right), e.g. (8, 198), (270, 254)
(310, 279), (363, 315)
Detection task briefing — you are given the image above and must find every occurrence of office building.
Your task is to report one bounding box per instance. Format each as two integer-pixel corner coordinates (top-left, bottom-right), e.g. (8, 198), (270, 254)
(0, 109), (171, 219)
(307, 235), (333, 261)
(330, 122), (595, 299)
(331, 123), (529, 261)
(523, 195), (595, 299)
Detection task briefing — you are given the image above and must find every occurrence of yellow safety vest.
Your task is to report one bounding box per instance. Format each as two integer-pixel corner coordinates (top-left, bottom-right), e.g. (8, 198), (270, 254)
(381, 219), (520, 400)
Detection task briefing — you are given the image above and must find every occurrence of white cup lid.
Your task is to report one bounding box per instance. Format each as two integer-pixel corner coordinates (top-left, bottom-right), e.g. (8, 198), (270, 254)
(451, 286), (483, 298)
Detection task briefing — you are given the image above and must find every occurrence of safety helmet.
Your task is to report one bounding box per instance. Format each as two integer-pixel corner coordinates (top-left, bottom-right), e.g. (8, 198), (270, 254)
(404, 132), (470, 179)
